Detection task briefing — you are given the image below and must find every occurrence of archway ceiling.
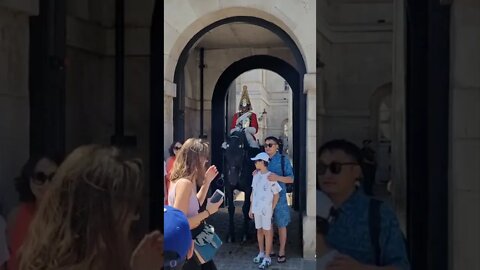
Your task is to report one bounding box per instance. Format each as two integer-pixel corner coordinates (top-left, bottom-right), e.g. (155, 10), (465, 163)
(196, 23), (287, 49)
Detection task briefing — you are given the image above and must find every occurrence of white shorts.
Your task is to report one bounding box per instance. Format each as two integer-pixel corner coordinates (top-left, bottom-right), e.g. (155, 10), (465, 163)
(254, 208), (273, 230)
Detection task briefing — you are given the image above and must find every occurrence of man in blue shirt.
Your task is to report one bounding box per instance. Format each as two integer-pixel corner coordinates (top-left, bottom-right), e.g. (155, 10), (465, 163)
(318, 139), (410, 270)
(263, 136), (294, 263)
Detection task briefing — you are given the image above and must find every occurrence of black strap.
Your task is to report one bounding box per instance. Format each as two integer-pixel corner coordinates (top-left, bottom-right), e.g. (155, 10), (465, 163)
(280, 154), (285, 176)
(369, 199), (382, 266)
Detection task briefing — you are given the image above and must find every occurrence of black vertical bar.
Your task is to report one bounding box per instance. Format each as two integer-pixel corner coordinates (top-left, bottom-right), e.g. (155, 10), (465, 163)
(406, 1), (429, 269)
(426, 1), (449, 269)
(115, 0), (125, 136)
(200, 48), (205, 137)
(150, 0), (163, 230)
(406, 0), (450, 269)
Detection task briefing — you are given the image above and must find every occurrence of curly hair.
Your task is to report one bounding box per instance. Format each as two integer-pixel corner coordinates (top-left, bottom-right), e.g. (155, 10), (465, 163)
(19, 145), (143, 270)
(14, 154), (59, 203)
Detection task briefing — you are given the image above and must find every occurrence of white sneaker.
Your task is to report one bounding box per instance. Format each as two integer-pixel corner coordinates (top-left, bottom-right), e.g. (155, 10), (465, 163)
(259, 258), (272, 269)
(253, 253), (265, 263)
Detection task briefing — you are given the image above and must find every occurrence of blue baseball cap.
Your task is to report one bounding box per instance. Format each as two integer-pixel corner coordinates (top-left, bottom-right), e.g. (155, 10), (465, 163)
(164, 206), (192, 266)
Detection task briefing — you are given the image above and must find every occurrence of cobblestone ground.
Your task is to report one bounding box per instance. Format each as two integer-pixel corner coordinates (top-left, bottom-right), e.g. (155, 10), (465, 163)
(206, 196), (316, 270)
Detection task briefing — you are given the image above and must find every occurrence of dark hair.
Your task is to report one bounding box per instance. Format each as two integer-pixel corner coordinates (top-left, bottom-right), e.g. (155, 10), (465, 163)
(255, 160), (269, 167)
(318, 139), (363, 164)
(168, 141), (184, 157)
(264, 136), (284, 154)
(14, 153), (60, 202)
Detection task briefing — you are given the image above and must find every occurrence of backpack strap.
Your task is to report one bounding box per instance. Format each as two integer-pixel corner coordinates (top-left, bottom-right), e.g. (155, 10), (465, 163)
(369, 199), (382, 266)
(280, 154), (285, 176)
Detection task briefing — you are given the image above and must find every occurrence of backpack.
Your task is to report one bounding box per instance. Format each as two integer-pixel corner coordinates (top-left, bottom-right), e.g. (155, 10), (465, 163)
(369, 199), (409, 266)
(280, 154), (294, 193)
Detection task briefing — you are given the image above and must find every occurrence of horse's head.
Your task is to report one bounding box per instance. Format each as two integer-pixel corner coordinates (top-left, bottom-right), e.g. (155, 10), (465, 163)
(224, 130), (248, 186)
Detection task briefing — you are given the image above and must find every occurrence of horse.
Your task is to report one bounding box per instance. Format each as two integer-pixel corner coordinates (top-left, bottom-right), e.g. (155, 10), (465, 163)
(222, 129), (261, 242)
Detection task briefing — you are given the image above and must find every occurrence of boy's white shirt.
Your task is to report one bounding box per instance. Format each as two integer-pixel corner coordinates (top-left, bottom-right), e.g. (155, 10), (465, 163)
(251, 171), (282, 215)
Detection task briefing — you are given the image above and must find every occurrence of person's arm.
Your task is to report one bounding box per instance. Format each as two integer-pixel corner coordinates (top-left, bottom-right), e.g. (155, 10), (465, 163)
(173, 179), (210, 229)
(269, 158), (294, 184)
(196, 182), (210, 206)
(250, 113), (258, 133)
(196, 165), (218, 205)
(272, 193), (279, 210)
(231, 113), (238, 129)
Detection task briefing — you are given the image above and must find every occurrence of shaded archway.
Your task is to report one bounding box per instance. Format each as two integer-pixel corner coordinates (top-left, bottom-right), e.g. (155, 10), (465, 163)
(172, 16), (306, 141)
(211, 55), (306, 213)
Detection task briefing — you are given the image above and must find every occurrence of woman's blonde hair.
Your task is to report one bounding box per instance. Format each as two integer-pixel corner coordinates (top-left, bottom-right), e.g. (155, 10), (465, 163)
(170, 138), (209, 185)
(19, 145), (143, 270)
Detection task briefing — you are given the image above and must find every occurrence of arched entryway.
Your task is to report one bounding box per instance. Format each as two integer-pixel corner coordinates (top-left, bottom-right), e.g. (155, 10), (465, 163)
(210, 55), (306, 212)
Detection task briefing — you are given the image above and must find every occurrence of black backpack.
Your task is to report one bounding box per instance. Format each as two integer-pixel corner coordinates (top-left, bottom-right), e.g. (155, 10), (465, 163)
(280, 154), (294, 193)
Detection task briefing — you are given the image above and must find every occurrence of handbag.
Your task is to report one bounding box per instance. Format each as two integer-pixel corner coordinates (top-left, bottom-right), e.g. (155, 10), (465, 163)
(191, 199), (222, 264)
(192, 221), (222, 264)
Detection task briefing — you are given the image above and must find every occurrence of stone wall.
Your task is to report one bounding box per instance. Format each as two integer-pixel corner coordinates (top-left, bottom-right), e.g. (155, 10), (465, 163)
(449, 0), (480, 269)
(0, 3), (37, 218)
(65, 0), (154, 230)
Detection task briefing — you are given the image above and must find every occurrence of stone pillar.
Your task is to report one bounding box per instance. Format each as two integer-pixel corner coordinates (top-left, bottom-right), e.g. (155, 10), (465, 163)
(164, 80), (176, 159)
(0, 1), (38, 217)
(303, 72), (316, 259)
(391, 0), (407, 233)
(450, 0), (480, 269)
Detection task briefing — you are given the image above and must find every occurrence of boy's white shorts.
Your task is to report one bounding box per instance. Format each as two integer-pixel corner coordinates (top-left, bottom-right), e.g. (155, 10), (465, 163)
(254, 208), (273, 230)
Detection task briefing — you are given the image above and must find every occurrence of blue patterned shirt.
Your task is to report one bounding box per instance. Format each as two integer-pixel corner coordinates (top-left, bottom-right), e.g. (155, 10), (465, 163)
(326, 189), (410, 270)
(267, 152), (294, 198)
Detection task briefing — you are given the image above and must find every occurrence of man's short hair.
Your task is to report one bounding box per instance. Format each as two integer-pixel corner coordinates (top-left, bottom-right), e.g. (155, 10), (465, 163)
(164, 206), (192, 269)
(318, 139), (363, 165)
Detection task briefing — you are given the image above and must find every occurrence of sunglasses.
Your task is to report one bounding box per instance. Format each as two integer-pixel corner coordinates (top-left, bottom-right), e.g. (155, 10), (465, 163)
(264, 143), (277, 148)
(174, 145), (182, 150)
(317, 162), (358, 175)
(32, 171), (55, 184)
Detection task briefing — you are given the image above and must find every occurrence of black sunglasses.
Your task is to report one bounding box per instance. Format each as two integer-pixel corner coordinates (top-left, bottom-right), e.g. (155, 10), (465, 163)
(32, 172), (55, 184)
(318, 162), (358, 175)
(265, 143), (277, 148)
(174, 145), (182, 150)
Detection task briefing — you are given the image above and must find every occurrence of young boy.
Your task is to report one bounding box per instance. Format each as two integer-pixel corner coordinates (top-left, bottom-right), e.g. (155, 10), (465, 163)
(249, 152), (282, 269)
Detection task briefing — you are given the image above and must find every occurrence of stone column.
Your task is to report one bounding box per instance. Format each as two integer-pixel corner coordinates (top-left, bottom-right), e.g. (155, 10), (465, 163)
(450, 0), (480, 269)
(164, 80), (176, 159)
(0, 1), (38, 217)
(303, 72), (316, 259)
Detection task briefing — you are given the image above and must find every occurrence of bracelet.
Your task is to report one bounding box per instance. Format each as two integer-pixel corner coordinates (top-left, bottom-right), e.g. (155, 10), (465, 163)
(206, 209), (211, 217)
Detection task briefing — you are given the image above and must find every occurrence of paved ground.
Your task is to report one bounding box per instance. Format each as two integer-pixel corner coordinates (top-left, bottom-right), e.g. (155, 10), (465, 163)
(206, 193), (316, 269)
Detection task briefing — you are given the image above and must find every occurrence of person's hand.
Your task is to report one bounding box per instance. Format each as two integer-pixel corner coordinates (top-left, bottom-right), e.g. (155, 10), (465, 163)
(204, 165), (219, 184)
(268, 173), (280, 182)
(248, 209), (254, 219)
(130, 231), (163, 270)
(326, 254), (369, 270)
(206, 197), (223, 215)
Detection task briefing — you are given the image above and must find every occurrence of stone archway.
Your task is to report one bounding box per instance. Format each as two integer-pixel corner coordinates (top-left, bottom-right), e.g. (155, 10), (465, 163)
(211, 55), (306, 213)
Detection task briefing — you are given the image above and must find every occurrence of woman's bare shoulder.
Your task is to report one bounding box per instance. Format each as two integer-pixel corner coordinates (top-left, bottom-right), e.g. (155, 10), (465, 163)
(175, 178), (193, 189)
